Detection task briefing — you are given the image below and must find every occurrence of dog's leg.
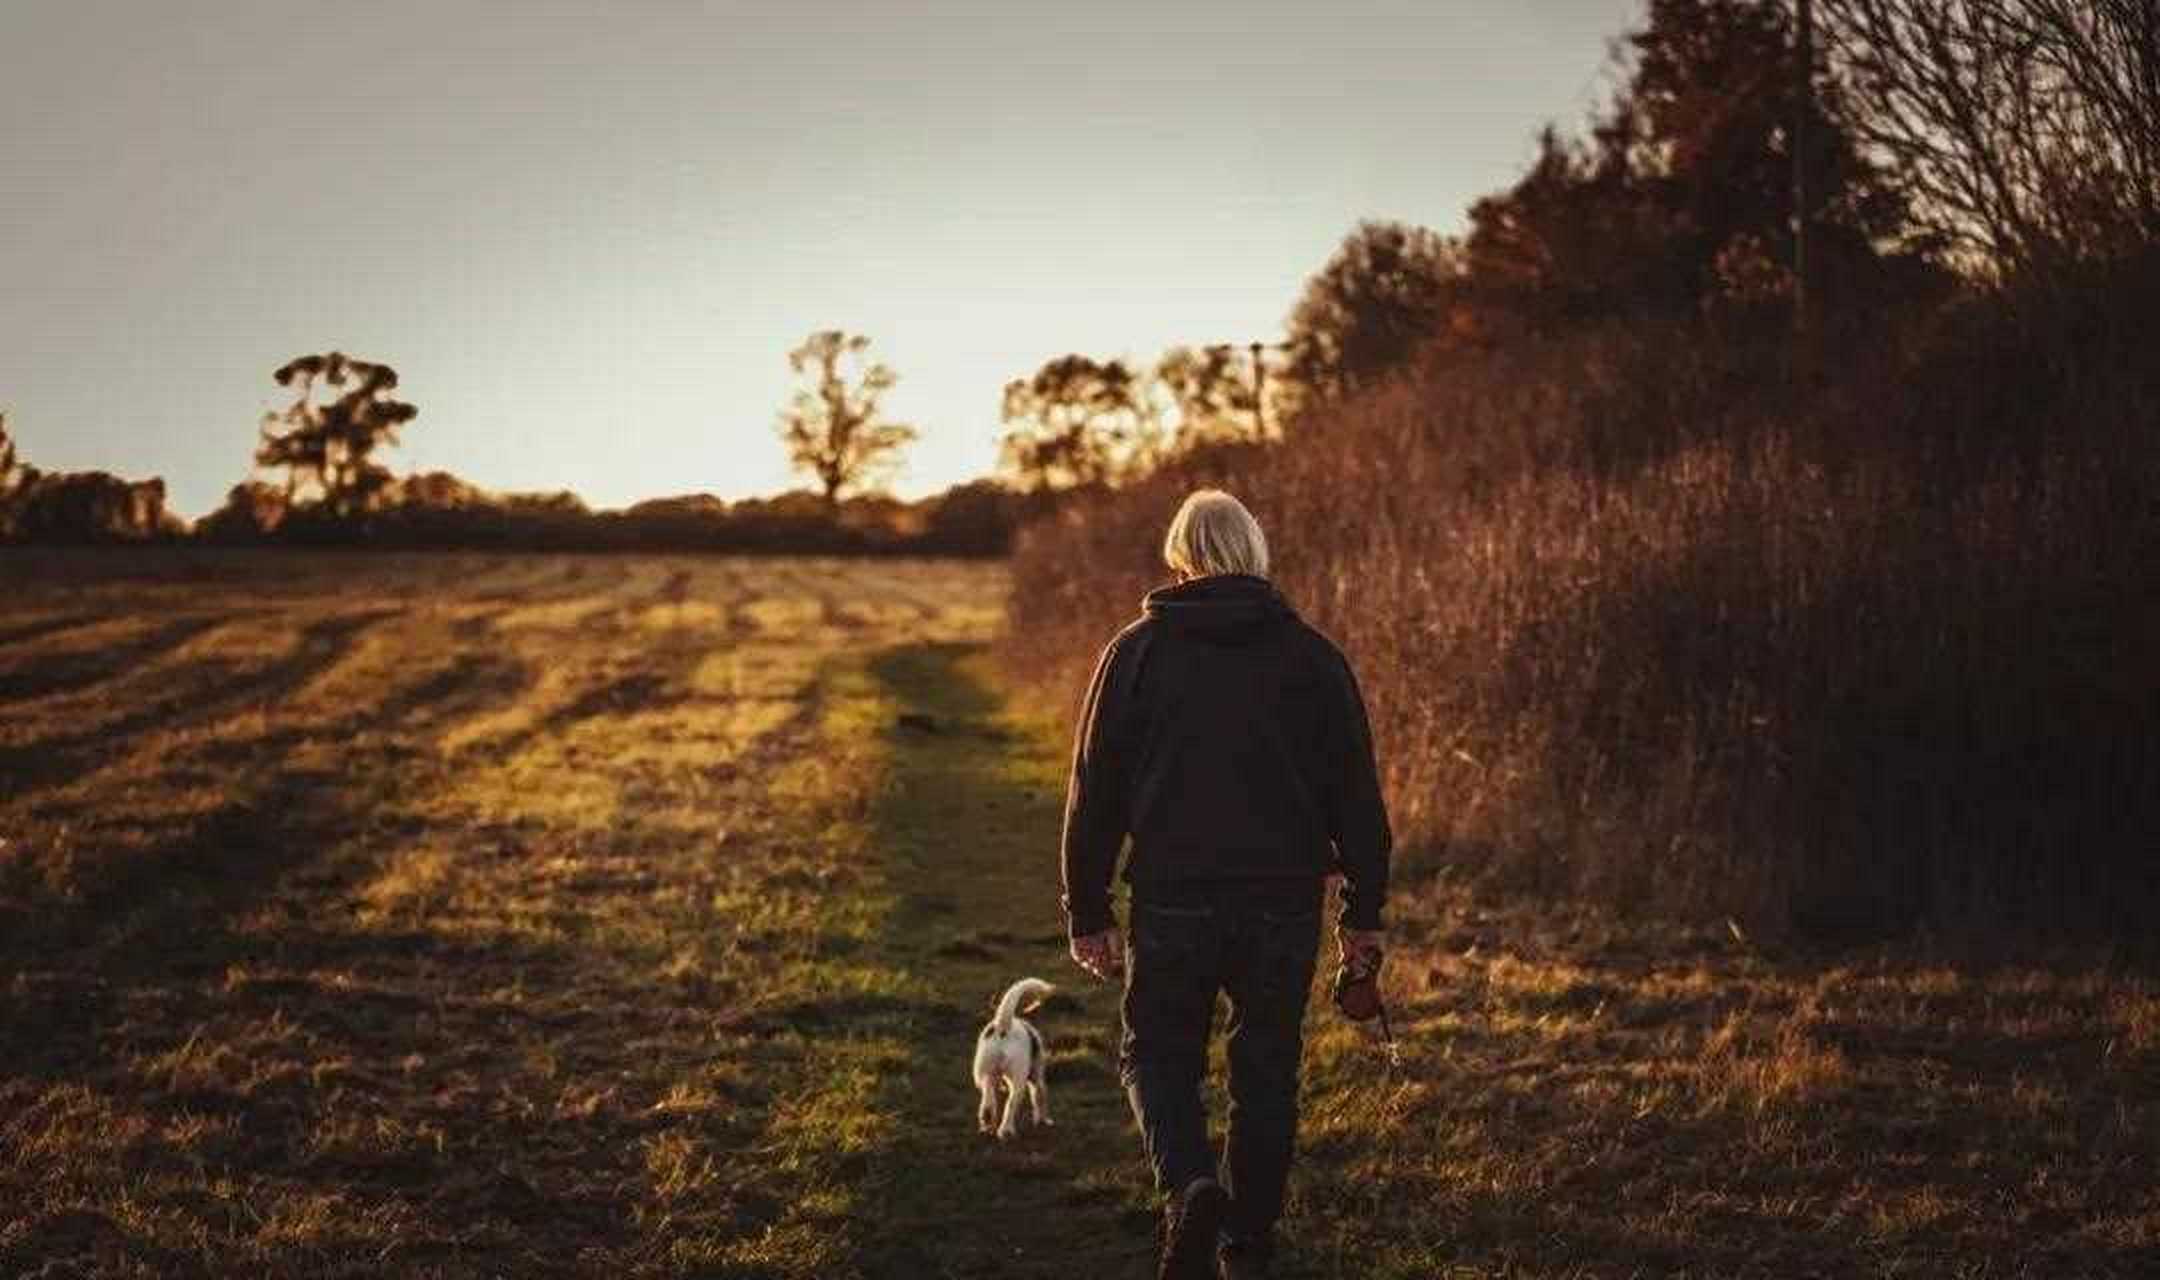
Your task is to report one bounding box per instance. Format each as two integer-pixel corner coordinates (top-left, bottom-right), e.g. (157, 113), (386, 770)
(1022, 1022), (1051, 1125)
(1028, 1072), (1053, 1126)
(996, 1073), (1024, 1140)
(976, 1075), (998, 1134)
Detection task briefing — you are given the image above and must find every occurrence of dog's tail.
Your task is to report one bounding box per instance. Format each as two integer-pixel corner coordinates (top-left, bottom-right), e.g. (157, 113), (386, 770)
(991, 977), (1056, 1036)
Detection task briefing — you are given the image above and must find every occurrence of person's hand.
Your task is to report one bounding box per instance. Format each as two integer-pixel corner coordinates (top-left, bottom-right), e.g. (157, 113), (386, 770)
(1338, 926), (1384, 975)
(1069, 928), (1125, 982)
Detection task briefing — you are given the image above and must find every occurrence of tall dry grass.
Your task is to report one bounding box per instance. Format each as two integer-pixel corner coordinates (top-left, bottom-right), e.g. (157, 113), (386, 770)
(1000, 270), (2160, 945)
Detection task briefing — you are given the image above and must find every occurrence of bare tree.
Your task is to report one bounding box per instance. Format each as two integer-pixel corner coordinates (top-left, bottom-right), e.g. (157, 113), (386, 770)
(1820, 0), (2160, 273)
(256, 352), (418, 519)
(777, 330), (917, 508)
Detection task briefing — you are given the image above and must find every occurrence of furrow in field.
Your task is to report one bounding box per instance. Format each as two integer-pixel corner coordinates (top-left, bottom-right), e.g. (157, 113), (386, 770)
(774, 557), (926, 636)
(0, 611), (111, 649)
(736, 591), (828, 635)
(454, 554), (586, 604)
(821, 558), (1008, 643)
(0, 610), (398, 804)
(488, 594), (621, 632)
(0, 615), (229, 704)
(137, 609), (402, 738)
(0, 552), (1047, 1277)
(435, 644), (661, 758)
(265, 605), (537, 747)
(1, 624), (543, 919)
(374, 651), (536, 742)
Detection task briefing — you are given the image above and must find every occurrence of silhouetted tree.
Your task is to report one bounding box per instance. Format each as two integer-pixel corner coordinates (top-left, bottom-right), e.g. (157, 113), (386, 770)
(0, 413), (30, 500)
(1631, 0), (1909, 278)
(1283, 221), (1465, 405)
(1157, 345), (1265, 443)
(195, 481), (291, 543)
(777, 330), (918, 508)
(919, 477), (1031, 555)
(0, 416), (174, 543)
(998, 355), (1161, 491)
(255, 352), (417, 519)
(1463, 126), (1683, 332)
(393, 470), (489, 510)
(0, 412), (35, 540)
(9, 472), (172, 543)
(1822, 0), (2160, 273)
(1458, 0), (1912, 333)
(499, 489), (588, 516)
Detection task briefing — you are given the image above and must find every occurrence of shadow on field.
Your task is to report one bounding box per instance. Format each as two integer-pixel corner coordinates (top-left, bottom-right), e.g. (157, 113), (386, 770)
(0, 646), (734, 1276)
(832, 650), (2160, 1280)
(0, 610), (402, 801)
(795, 642), (1156, 1280)
(1281, 893), (2160, 1279)
(0, 615), (229, 704)
(0, 610), (108, 648)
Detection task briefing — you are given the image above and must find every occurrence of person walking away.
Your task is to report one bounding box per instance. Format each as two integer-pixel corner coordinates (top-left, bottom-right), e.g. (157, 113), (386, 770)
(1060, 489), (1392, 1280)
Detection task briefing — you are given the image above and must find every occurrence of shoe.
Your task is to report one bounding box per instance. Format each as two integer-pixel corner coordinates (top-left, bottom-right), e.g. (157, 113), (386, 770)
(1160, 1177), (1229, 1280)
(1217, 1238), (1272, 1279)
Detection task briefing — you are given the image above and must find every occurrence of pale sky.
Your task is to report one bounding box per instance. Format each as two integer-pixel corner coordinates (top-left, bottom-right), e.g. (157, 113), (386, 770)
(2, 0), (1642, 517)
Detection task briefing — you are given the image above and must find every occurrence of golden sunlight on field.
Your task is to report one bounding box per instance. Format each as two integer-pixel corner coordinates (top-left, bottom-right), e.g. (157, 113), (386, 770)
(0, 550), (1032, 1278)
(2, 550), (2155, 1279)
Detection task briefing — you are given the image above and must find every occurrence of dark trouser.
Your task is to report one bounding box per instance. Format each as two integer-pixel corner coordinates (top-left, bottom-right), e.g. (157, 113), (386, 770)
(1119, 881), (1324, 1258)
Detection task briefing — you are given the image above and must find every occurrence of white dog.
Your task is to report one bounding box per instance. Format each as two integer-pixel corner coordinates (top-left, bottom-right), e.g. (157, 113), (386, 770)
(973, 977), (1055, 1139)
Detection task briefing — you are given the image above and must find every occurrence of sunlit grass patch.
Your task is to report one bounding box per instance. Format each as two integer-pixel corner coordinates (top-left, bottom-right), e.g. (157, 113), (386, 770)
(597, 698), (800, 767)
(739, 594), (825, 633)
(490, 594), (617, 631)
(433, 649), (630, 754)
(831, 597), (927, 630)
(161, 612), (306, 665)
(4, 1083), (156, 1163)
(1694, 1002), (1851, 1116)
(690, 643), (821, 700)
(0, 613), (165, 667)
(905, 599), (1008, 645)
(635, 600), (727, 630)
(444, 747), (624, 830)
(355, 844), (455, 921)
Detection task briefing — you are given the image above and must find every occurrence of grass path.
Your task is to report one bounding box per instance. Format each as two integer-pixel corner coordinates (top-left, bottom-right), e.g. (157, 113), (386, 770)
(733, 642), (1412, 1279)
(843, 644), (1157, 1277)
(715, 642), (1162, 1278)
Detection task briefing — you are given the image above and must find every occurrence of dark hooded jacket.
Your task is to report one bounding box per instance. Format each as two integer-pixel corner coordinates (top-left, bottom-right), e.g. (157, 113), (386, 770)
(1058, 573), (1391, 938)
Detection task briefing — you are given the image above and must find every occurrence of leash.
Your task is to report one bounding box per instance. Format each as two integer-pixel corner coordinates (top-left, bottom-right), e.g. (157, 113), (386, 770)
(1333, 948), (1401, 1071)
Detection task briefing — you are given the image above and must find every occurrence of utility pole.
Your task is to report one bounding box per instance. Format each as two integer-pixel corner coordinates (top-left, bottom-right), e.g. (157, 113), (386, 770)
(1793, 0), (1813, 366)
(1204, 342), (1282, 440)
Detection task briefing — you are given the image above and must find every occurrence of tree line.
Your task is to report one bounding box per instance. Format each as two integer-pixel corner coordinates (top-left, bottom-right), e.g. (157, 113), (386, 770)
(999, 0), (2160, 945)
(997, 0), (2160, 488)
(7, 0), (2153, 559)
(0, 332), (1038, 555)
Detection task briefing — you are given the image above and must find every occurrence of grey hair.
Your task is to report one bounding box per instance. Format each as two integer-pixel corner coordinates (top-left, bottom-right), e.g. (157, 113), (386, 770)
(1162, 489), (1269, 579)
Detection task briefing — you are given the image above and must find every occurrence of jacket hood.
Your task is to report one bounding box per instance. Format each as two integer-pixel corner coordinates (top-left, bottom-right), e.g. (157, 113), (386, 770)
(1141, 573), (1294, 644)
